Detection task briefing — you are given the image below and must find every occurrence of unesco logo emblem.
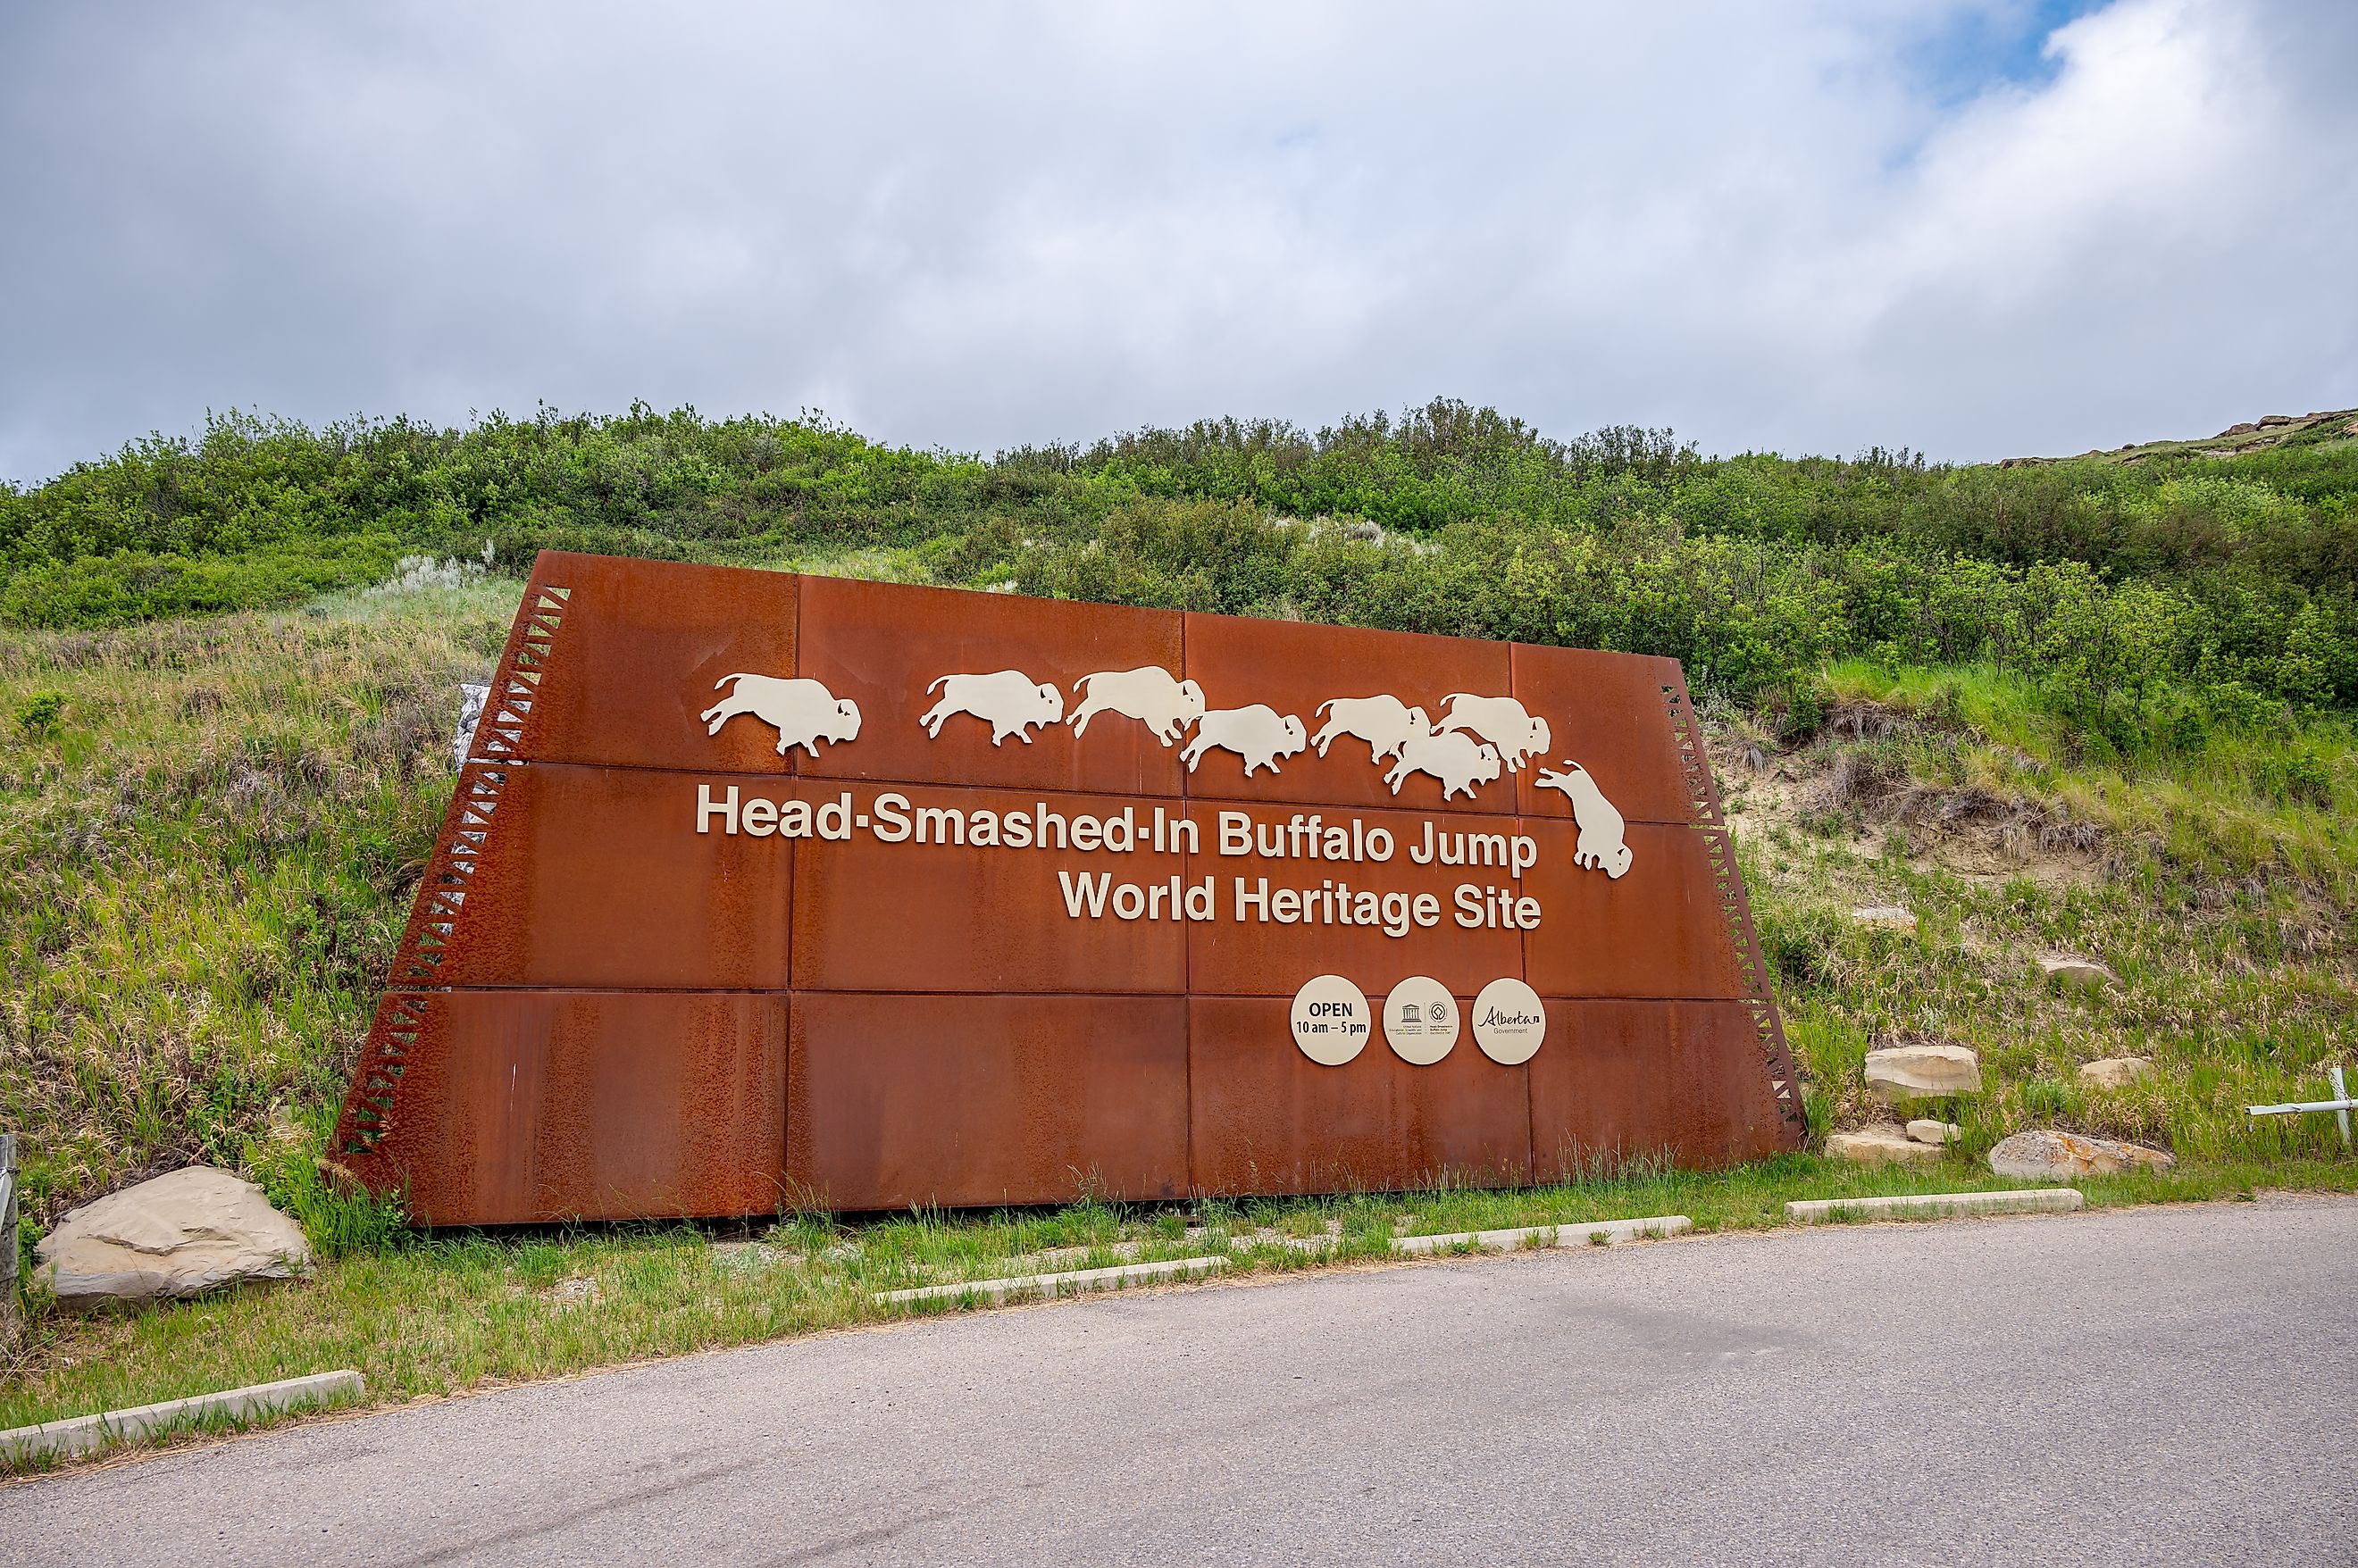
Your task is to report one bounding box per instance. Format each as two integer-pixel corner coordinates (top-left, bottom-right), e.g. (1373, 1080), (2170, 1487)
(1382, 977), (1459, 1064)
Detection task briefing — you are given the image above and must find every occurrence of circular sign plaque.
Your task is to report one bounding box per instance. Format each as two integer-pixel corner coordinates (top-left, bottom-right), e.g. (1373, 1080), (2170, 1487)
(1382, 976), (1460, 1065)
(1471, 978), (1548, 1064)
(1290, 974), (1372, 1065)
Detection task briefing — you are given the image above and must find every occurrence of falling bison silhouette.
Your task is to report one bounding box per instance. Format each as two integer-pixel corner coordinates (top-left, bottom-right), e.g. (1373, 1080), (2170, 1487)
(1532, 760), (1632, 879)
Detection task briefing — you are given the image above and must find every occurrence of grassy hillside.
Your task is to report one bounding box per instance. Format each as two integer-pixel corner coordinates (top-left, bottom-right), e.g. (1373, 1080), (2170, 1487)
(3, 401), (2355, 1250)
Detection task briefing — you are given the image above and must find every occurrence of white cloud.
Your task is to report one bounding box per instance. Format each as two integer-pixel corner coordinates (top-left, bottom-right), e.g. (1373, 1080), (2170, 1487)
(0, 0), (2351, 481)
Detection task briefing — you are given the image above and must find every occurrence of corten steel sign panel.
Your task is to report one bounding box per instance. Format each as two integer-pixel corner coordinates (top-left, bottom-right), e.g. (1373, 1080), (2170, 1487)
(790, 782), (1188, 995)
(350, 991), (789, 1222)
(1189, 998), (1534, 1196)
(335, 550), (1804, 1224)
(795, 576), (1188, 799)
(788, 994), (1192, 1211)
(1528, 1000), (1785, 1179)
(391, 763), (796, 990)
(1176, 613), (1513, 815)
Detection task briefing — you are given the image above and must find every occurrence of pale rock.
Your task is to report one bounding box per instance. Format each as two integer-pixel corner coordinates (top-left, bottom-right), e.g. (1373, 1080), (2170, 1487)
(1827, 1125), (1945, 1166)
(1905, 1119), (1962, 1145)
(452, 681), (491, 771)
(542, 1276), (602, 1312)
(1863, 1043), (1982, 1103)
(1988, 1130), (2175, 1180)
(0, 1133), (19, 1347)
(710, 1240), (782, 1272)
(35, 1167), (311, 1308)
(2040, 956), (2115, 991)
(1851, 905), (1918, 933)
(2079, 1056), (2153, 1090)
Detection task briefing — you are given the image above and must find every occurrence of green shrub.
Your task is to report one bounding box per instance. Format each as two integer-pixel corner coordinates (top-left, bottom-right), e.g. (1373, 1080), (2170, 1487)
(5, 399), (2354, 734)
(14, 690), (62, 736)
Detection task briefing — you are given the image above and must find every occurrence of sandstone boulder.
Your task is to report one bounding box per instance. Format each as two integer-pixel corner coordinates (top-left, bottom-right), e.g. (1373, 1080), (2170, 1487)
(1905, 1119), (1962, 1146)
(1851, 906), (1918, 933)
(1864, 1043), (1981, 1103)
(1988, 1130), (2174, 1180)
(36, 1167), (311, 1308)
(2079, 1056), (2153, 1090)
(1827, 1126), (1944, 1166)
(2040, 956), (2114, 991)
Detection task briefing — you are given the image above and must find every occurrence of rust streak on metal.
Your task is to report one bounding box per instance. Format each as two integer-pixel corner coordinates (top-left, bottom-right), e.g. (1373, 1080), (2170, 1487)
(343, 990), (789, 1225)
(789, 993), (1190, 1211)
(1189, 997), (1533, 1195)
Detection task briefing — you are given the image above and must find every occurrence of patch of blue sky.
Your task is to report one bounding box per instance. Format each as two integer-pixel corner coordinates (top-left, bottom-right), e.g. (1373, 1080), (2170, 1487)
(1908, 0), (2108, 108)
(1869, 0), (2109, 177)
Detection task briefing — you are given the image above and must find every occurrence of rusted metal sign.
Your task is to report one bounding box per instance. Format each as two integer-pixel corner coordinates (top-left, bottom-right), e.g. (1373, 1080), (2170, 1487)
(336, 551), (1803, 1223)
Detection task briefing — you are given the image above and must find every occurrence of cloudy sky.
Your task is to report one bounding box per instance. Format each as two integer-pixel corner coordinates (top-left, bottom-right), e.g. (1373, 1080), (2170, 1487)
(3, 0), (2353, 481)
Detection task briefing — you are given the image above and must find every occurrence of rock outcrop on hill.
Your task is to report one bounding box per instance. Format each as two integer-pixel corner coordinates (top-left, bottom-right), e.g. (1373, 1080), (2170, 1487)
(2000, 406), (2356, 465)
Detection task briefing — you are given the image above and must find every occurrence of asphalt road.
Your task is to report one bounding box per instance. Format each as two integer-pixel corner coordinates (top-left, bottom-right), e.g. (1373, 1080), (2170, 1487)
(7, 1196), (2354, 1566)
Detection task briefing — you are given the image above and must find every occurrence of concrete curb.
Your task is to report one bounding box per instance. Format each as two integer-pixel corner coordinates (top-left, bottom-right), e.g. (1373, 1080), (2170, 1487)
(0, 1369), (364, 1467)
(1389, 1215), (1692, 1255)
(1785, 1189), (2083, 1223)
(876, 1255), (1229, 1306)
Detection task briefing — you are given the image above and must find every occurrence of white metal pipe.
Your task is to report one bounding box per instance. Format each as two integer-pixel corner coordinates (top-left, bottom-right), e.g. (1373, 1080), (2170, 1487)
(2247, 1067), (2356, 1148)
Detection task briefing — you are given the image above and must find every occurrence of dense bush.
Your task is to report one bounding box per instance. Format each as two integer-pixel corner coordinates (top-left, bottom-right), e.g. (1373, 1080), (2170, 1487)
(4, 398), (2354, 722)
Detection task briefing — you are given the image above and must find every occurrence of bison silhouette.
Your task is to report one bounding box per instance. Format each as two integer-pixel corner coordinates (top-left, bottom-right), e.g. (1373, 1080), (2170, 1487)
(1532, 759), (1632, 879)
(701, 673), (862, 757)
(920, 671), (1064, 746)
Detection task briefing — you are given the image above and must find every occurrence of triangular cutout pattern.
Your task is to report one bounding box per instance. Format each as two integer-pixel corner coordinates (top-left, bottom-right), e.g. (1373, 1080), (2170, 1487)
(334, 577), (571, 1158)
(1667, 678), (1805, 1139)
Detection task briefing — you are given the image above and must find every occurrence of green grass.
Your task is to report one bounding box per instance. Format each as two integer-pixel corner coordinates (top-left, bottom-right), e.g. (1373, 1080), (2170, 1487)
(0, 575), (521, 1237)
(2, 529), (2354, 1466)
(1714, 657), (2357, 1170)
(4, 1155), (2352, 1465)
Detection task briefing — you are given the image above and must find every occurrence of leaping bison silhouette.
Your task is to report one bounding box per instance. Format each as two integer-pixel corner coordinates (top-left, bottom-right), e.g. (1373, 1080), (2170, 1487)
(701, 673), (862, 756)
(1181, 705), (1308, 777)
(1309, 695), (1430, 764)
(919, 671), (1064, 746)
(1067, 667), (1206, 745)
(1437, 694), (1551, 773)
